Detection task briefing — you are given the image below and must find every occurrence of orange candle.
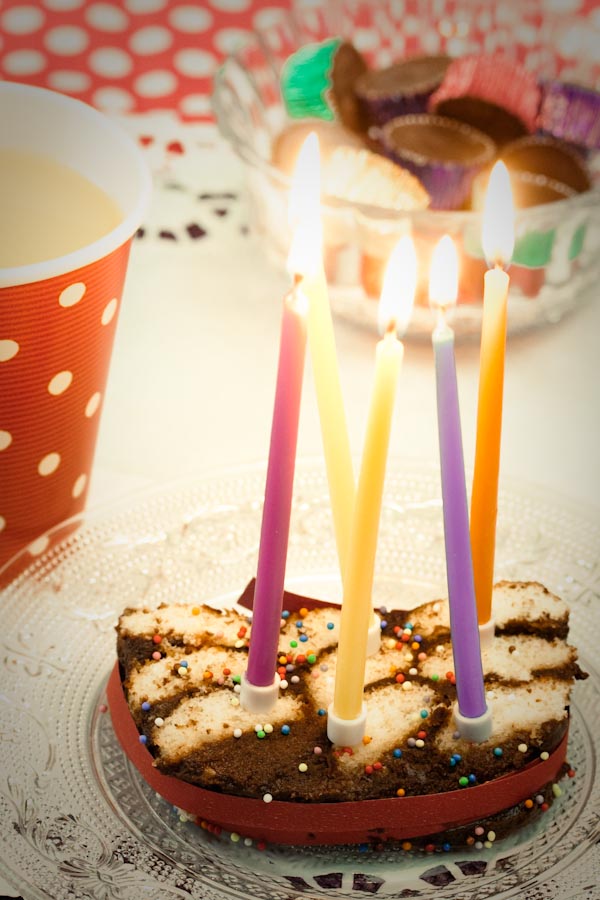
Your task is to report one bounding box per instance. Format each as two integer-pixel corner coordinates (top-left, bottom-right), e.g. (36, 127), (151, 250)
(470, 162), (515, 631)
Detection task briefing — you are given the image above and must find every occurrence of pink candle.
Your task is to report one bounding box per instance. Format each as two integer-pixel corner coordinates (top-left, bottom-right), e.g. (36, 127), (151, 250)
(246, 281), (308, 686)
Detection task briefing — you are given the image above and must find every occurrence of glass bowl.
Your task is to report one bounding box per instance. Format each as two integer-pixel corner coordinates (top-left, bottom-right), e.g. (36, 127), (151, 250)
(212, 0), (600, 340)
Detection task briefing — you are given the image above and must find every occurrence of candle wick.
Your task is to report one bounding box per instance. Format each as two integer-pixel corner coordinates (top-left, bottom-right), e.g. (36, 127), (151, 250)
(385, 319), (397, 337)
(293, 272), (304, 287)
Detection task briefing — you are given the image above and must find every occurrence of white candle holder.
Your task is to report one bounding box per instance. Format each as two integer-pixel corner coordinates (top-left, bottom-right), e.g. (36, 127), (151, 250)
(366, 612), (381, 656)
(478, 617), (495, 649)
(327, 702), (367, 747)
(453, 702), (493, 743)
(240, 671), (280, 714)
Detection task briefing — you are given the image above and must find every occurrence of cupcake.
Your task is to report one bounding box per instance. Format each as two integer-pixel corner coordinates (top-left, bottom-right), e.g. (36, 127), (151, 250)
(354, 55), (451, 127)
(429, 54), (541, 147)
(501, 134), (592, 195)
(280, 38), (368, 134)
(378, 114), (496, 209)
(321, 145), (430, 210)
(538, 80), (600, 152)
(271, 119), (365, 177)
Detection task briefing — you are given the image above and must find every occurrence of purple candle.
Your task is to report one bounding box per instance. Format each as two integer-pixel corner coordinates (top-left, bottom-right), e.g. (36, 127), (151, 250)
(246, 281), (308, 687)
(430, 237), (487, 722)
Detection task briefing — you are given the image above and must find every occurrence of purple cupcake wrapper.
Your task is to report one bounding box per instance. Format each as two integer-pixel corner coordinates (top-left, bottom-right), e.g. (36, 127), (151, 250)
(360, 88), (437, 127)
(538, 81), (600, 151)
(379, 148), (479, 209)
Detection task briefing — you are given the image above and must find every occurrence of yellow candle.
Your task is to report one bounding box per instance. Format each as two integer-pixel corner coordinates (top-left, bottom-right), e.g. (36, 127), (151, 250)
(288, 133), (354, 574)
(470, 162), (515, 626)
(331, 237), (416, 724)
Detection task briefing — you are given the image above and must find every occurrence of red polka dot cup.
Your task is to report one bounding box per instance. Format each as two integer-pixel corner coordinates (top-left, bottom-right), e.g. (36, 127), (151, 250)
(0, 82), (151, 578)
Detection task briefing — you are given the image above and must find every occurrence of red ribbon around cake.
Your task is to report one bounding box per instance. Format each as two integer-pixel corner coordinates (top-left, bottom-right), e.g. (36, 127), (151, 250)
(107, 663), (568, 846)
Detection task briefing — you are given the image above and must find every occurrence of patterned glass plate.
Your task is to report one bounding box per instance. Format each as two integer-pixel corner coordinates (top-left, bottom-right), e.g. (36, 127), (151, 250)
(1, 461), (599, 900)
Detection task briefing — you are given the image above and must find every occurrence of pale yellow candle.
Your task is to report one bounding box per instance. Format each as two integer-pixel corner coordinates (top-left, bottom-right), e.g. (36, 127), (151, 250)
(288, 133), (354, 575)
(470, 162), (515, 627)
(330, 237), (417, 728)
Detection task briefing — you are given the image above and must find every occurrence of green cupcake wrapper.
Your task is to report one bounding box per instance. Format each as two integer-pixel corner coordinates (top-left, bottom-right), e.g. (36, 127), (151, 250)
(280, 37), (342, 121)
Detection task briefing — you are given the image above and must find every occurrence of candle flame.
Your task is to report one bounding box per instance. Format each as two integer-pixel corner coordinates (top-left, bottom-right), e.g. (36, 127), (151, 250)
(287, 132), (323, 278)
(378, 235), (417, 337)
(482, 161), (514, 268)
(429, 235), (459, 311)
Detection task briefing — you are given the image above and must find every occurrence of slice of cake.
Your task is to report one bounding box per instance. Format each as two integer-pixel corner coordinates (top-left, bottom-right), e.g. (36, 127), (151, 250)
(109, 580), (585, 849)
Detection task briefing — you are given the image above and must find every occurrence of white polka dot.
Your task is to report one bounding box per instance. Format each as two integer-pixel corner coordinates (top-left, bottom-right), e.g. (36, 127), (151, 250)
(213, 28), (250, 55)
(3, 49), (46, 75)
(173, 48), (216, 78)
(134, 69), (177, 97)
(85, 3), (129, 32)
(179, 93), (212, 117)
(48, 370), (73, 396)
(544, 0), (582, 10)
(89, 47), (133, 78)
(210, 0), (250, 11)
(101, 297), (118, 325)
(47, 69), (92, 92)
(1, 5), (45, 34)
(169, 5), (212, 33)
(59, 282), (86, 307)
(129, 25), (173, 55)
(45, 25), (89, 56)
(124, 0), (166, 13)
(0, 431), (12, 451)
(43, 0), (84, 9)
(253, 8), (285, 30)
(92, 86), (135, 112)
(0, 515), (6, 534)
(28, 534), (50, 556)
(72, 473), (87, 498)
(38, 452), (61, 476)
(85, 392), (102, 417)
(354, 28), (380, 53)
(0, 340), (20, 362)
(558, 23), (588, 59)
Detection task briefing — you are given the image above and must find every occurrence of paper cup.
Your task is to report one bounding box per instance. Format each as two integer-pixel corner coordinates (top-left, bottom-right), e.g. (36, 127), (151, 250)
(0, 82), (151, 575)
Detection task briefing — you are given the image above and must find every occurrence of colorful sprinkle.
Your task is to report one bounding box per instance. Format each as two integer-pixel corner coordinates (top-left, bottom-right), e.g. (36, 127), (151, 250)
(256, 730), (266, 739)
(151, 651), (161, 660)
(299, 607), (309, 617)
(291, 675), (300, 684)
(317, 708), (326, 716)
(459, 776), (469, 787)
(232, 674), (241, 684)
(233, 728), (242, 738)
(264, 723), (274, 734)
(299, 634), (308, 643)
(474, 826), (484, 836)
(553, 784), (563, 798)
(518, 743), (528, 753)
(263, 793), (273, 803)
(139, 735), (147, 744)
(468, 774), (477, 784)
(493, 747), (503, 757)
(230, 833), (240, 842)
(326, 622), (334, 630)
(295, 620), (304, 629)
(307, 653), (317, 664)
(396, 788), (405, 797)
(152, 634), (162, 644)
(313, 746), (322, 755)
(281, 610), (290, 619)
(415, 739), (425, 749)
(402, 841), (412, 851)
(393, 748), (402, 758)
(154, 717), (164, 727)
(525, 799), (534, 809)
(540, 751), (549, 761)
(281, 725), (290, 735)
(98, 704), (107, 714)
(298, 762), (308, 773)
(141, 701), (151, 711)
(290, 640), (298, 648)
(178, 666), (188, 676)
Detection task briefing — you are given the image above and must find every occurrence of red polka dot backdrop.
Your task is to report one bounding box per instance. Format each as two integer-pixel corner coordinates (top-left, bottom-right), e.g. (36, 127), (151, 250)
(0, 241), (132, 570)
(0, 0), (292, 121)
(0, 1), (599, 122)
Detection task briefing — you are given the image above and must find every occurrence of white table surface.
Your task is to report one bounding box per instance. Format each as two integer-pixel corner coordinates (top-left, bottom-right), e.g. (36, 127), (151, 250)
(88, 127), (600, 529)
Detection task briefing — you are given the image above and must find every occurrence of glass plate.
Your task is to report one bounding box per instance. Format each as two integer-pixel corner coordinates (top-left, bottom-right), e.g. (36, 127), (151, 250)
(1, 461), (599, 900)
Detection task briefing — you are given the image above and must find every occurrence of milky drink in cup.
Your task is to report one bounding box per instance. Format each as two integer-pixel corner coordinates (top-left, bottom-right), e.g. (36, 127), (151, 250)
(0, 82), (151, 575)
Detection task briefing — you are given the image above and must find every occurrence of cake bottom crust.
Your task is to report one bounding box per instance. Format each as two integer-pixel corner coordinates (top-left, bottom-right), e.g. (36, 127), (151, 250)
(107, 663), (569, 847)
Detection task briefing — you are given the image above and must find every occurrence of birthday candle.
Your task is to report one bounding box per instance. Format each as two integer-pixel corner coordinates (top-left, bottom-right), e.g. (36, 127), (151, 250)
(328, 237), (416, 745)
(470, 162), (515, 631)
(430, 236), (489, 734)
